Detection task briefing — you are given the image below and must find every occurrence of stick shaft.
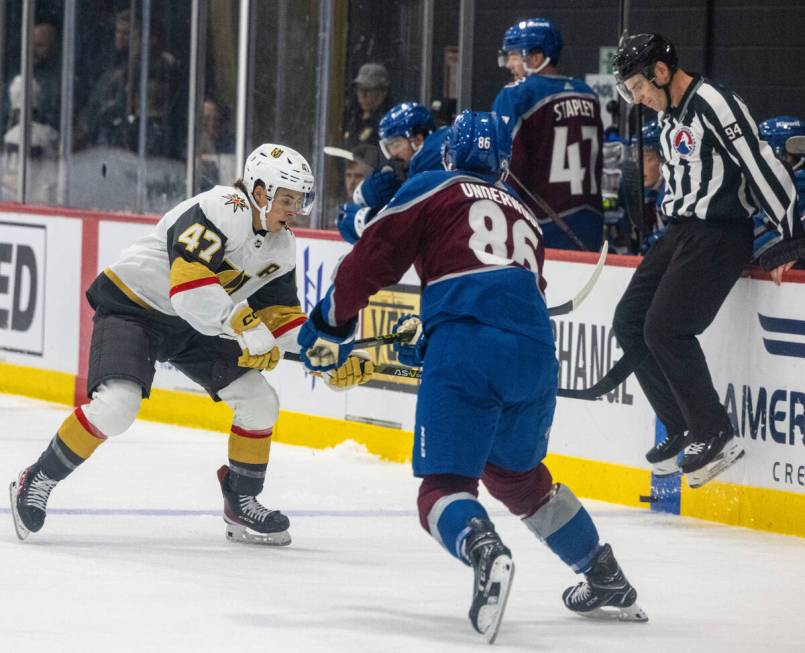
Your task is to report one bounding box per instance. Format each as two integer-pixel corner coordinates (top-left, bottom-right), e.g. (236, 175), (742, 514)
(508, 170), (589, 251)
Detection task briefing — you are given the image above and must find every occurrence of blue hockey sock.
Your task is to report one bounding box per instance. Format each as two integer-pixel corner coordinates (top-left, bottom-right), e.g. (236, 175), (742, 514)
(426, 492), (489, 563)
(522, 484), (601, 573)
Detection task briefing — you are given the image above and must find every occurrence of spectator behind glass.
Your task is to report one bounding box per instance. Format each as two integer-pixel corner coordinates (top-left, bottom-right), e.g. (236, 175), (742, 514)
(2, 75), (60, 202)
(343, 144), (381, 200)
(31, 22), (61, 132)
(76, 9), (182, 158)
(197, 98), (236, 191)
(343, 63), (393, 149)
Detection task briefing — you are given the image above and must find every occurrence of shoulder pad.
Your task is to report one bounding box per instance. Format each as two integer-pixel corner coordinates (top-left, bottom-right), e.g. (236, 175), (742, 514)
(197, 187), (252, 244)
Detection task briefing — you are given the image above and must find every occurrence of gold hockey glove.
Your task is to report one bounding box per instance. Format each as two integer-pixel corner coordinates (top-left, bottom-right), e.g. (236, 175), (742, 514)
(324, 350), (375, 390)
(237, 347), (281, 371)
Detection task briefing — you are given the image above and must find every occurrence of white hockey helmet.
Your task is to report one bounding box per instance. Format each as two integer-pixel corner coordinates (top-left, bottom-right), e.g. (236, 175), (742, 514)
(243, 144), (316, 229)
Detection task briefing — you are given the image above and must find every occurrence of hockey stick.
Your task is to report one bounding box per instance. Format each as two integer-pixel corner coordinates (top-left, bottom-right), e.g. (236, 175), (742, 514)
(546, 241), (608, 316)
(287, 245), (610, 377)
(556, 349), (642, 399)
(324, 146), (354, 161)
(353, 330), (415, 348)
(282, 351), (423, 380)
(508, 170), (590, 251)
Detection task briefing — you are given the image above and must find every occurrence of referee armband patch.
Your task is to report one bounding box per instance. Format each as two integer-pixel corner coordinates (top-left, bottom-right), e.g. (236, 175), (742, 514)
(723, 122), (743, 141)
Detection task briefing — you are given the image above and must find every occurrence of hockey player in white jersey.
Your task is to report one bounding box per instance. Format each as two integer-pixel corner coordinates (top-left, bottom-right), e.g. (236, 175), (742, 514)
(9, 144), (374, 545)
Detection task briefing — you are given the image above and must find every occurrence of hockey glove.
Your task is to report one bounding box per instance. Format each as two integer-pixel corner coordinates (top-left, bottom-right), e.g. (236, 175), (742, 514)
(337, 203), (378, 244)
(226, 302), (277, 355)
(237, 347), (281, 371)
(353, 168), (401, 208)
(758, 235), (805, 285)
(324, 350), (375, 390)
(392, 314), (426, 368)
(297, 292), (357, 372)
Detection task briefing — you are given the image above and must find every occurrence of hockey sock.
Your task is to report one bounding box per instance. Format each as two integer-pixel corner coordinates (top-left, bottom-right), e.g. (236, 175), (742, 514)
(522, 483), (601, 573)
(37, 407), (108, 481)
(481, 461), (553, 517)
(227, 425), (272, 495)
(418, 475), (487, 563)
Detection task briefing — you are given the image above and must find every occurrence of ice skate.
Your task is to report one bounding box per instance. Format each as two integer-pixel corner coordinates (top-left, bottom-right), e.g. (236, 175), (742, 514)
(463, 517), (515, 644)
(562, 543), (647, 622)
(680, 430), (745, 488)
(645, 430), (687, 475)
(217, 465), (291, 546)
(9, 464), (58, 541)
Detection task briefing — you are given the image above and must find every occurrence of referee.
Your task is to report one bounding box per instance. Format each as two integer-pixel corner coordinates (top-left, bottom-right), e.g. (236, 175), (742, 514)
(610, 34), (798, 487)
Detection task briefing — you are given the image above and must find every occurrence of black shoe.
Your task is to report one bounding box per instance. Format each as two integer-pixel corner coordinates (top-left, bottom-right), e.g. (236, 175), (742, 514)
(679, 429), (745, 487)
(463, 517), (515, 644)
(645, 431), (687, 475)
(562, 543), (648, 621)
(217, 465), (291, 545)
(678, 429), (735, 474)
(9, 464), (58, 540)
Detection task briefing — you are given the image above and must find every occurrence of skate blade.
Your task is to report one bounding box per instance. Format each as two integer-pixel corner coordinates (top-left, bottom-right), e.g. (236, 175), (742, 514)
(651, 458), (681, 476)
(225, 521), (291, 546)
(8, 480), (30, 541)
(687, 443), (745, 489)
(576, 601), (649, 623)
(477, 556), (515, 644)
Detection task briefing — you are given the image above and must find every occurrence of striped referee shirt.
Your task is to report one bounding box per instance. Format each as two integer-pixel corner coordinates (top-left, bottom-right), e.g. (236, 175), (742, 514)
(658, 74), (796, 238)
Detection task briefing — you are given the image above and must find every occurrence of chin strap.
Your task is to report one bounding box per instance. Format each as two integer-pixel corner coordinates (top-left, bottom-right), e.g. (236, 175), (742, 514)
(246, 189), (273, 231)
(650, 65), (676, 109)
(525, 56), (551, 76)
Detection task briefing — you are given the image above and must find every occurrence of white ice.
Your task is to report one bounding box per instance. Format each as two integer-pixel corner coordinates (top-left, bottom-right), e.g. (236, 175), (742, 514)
(1, 393), (803, 653)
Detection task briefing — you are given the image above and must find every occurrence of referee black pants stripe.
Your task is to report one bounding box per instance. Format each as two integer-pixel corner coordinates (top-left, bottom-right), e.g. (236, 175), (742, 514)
(613, 220), (753, 437)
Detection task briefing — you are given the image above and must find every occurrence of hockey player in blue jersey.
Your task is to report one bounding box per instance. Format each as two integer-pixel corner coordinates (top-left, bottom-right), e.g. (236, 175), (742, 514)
(493, 18), (604, 251)
(337, 101), (449, 243)
(753, 116), (805, 260)
(299, 110), (646, 643)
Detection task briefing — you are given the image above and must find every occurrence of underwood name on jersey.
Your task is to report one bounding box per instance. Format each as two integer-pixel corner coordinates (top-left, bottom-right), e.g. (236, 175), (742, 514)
(459, 182), (538, 226)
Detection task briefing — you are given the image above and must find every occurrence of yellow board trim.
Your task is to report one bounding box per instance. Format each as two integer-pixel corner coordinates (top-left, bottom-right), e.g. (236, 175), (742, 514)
(0, 362), (74, 405)
(2, 361), (804, 538)
(681, 479), (805, 539)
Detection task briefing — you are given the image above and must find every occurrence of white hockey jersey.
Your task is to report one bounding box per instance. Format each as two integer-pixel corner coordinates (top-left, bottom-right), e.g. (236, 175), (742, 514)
(105, 185), (306, 351)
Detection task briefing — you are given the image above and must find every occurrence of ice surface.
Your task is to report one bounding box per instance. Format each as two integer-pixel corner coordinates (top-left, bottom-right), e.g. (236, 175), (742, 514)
(1, 393), (803, 652)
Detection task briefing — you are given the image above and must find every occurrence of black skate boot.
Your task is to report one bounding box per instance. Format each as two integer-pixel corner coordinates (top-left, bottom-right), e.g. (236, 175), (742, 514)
(462, 517), (515, 644)
(562, 543), (648, 622)
(645, 431), (687, 475)
(217, 465), (291, 546)
(9, 464), (58, 541)
(679, 428), (744, 488)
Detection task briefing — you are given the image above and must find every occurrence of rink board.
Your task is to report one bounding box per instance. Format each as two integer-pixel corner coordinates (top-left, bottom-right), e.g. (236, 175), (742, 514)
(1, 202), (804, 537)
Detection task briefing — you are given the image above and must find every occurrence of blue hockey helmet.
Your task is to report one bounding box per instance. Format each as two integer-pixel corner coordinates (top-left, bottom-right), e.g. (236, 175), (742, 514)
(632, 120), (662, 152)
(442, 110), (511, 179)
(378, 102), (434, 158)
(758, 115), (805, 158)
(498, 18), (563, 68)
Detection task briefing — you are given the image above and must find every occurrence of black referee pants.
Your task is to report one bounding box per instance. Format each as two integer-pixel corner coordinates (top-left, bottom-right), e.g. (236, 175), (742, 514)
(612, 219), (753, 438)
